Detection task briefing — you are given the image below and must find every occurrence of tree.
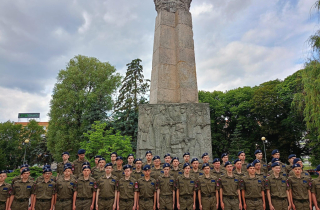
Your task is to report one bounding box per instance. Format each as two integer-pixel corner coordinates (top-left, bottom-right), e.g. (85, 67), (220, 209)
(47, 55), (122, 160)
(81, 121), (134, 165)
(229, 125), (252, 161)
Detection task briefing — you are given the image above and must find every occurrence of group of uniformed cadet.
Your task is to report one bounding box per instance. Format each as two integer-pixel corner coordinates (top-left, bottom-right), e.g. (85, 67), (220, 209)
(1, 148), (320, 210)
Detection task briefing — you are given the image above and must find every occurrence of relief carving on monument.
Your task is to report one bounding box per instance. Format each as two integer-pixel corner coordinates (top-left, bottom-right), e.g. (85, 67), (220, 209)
(137, 103), (212, 159)
(154, 0), (192, 13)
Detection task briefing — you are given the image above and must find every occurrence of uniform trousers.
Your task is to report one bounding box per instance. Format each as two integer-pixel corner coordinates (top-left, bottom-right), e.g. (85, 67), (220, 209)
(179, 195), (194, 210)
(98, 198), (115, 210)
(270, 197), (288, 210)
(11, 200), (29, 210)
(293, 199), (309, 210)
(75, 198), (92, 210)
(0, 202), (6, 210)
(200, 196), (216, 210)
(245, 198), (263, 210)
(223, 196), (239, 210)
(35, 199), (51, 210)
(119, 199), (134, 210)
(159, 195), (173, 210)
(55, 199), (72, 210)
(139, 198), (154, 210)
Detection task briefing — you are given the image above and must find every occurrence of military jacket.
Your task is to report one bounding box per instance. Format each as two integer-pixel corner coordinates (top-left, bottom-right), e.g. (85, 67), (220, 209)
(57, 174), (77, 182)
(36, 175), (56, 183)
(190, 169), (204, 181)
(0, 183), (11, 202)
(240, 175), (264, 199)
(241, 162), (248, 172)
(176, 175), (197, 196)
(288, 175), (312, 200)
(55, 177), (76, 199)
(233, 170), (247, 179)
(143, 162), (154, 168)
(137, 177), (157, 199)
(268, 162), (286, 173)
(92, 168), (105, 180)
(170, 168), (183, 180)
(289, 169), (310, 178)
(33, 180), (56, 199)
(198, 174), (219, 197)
(97, 175), (118, 198)
(211, 169), (224, 179)
(219, 174), (240, 196)
(132, 170), (145, 181)
(151, 168), (163, 180)
(259, 160), (268, 175)
(157, 175), (175, 196)
(11, 179), (35, 199)
(128, 164), (136, 171)
(311, 177), (320, 202)
(75, 176), (96, 198)
(118, 177), (138, 200)
(112, 168), (124, 181)
(255, 172), (267, 181)
(11, 175), (34, 185)
(57, 160), (72, 175)
(265, 173), (289, 198)
(72, 158), (88, 178)
(286, 164), (293, 174)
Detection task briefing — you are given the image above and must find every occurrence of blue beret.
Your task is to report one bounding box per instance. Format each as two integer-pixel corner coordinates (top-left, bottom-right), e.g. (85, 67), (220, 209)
(63, 166), (72, 171)
(172, 157), (179, 162)
(98, 158), (106, 163)
(163, 163), (170, 168)
(153, 156), (160, 161)
(127, 154), (134, 158)
(233, 159), (241, 164)
(0, 170), (7, 174)
(143, 165), (151, 170)
(202, 153), (209, 158)
(64, 163), (72, 167)
(164, 153), (171, 158)
(43, 168), (52, 173)
(111, 152), (117, 156)
(247, 163), (254, 169)
(116, 156), (123, 161)
(183, 152), (190, 157)
(271, 149), (279, 155)
(21, 168), (30, 175)
(145, 151), (152, 156)
(212, 158), (220, 164)
(221, 153), (228, 158)
(42, 165), (51, 169)
(82, 166), (91, 171)
(271, 162), (280, 167)
(316, 165), (320, 171)
(224, 161), (232, 167)
(123, 164), (132, 170)
(78, 149), (86, 154)
(288, 154), (296, 159)
(252, 159), (260, 166)
(105, 163), (113, 168)
(292, 163), (301, 169)
(94, 155), (102, 159)
(183, 163), (191, 169)
(191, 158), (199, 163)
(293, 158), (301, 164)
(21, 164), (29, 168)
(238, 151), (245, 156)
(202, 163), (210, 169)
(254, 150), (262, 155)
(62, 152), (70, 156)
(82, 162), (90, 166)
(134, 158), (142, 163)
(271, 158), (279, 163)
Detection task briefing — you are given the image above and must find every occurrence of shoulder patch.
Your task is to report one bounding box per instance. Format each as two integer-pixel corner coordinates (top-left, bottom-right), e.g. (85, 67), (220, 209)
(190, 181), (194, 184)
(199, 173), (203, 175)
(211, 180), (215, 183)
(178, 172), (183, 174)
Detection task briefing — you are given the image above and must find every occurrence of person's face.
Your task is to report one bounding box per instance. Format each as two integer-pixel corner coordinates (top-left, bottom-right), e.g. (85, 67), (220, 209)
(111, 154), (117, 161)
(273, 153), (280, 159)
(214, 162), (220, 169)
(116, 159), (123, 166)
(163, 167), (170, 176)
(64, 169), (72, 177)
(203, 166), (210, 174)
(273, 166), (281, 174)
(173, 159), (179, 167)
(124, 168), (132, 177)
(62, 154), (69, 161)
(255, 163), (261, 170)
(0, 174), (5, 182)
(239, 153), (245, 161)
(22, 172), (30, 179)
(135, 161), (142, 169)
(153, 159), (160, 166)
(248, 167), (255, 175)
(235, 162), (242, 169)
(146, 154), (153, 161)
(184, 166), (190, 174)
(128, 156), (134, 164)
(99, 161), (106, 168)
(44, 172), (52, 179)
(83, 169), (91, 177)
(222, 156), (228, 163)
(143, 169), (151, 177)
(294, 167), (302, 175)
(105, 166), (113, 174)
(202, 156), (209, 163)
(184, 155), (190, 162)
(95, 158), (100, 165)
(192, 161), (199, 169)
(78, 154), (85, 160)
(226, 165), (233, 172)
(297, 161), (303, 167)
(289, 157), (296, 164)
(165, 156), (171, 163)
(255, 153), (262, 160)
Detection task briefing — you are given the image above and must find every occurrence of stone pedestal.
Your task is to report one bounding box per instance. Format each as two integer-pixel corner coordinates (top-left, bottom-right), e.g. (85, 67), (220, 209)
(136, 103), (212, 160)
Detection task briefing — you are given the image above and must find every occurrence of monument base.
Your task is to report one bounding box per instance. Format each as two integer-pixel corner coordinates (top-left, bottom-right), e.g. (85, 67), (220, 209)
(137, 103), (212, 161)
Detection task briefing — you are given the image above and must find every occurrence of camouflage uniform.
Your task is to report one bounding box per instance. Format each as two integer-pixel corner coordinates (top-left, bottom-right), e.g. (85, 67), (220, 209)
(240, 175), (265, 210)
(74, 176), (97, 210)
(10, 179), (35, 210)
(33, 179), (56, 210)
(265, 173), (289, 210)
(55, 177), (76, 210)
(118, 177), (138, 210)
(0, 182), (11, 209)
(288, 175), (312, 210)
(157, 174), (175, 210)
(219, 174), (241, 210)
(198, 174), (219, 210)
(97, 175), (118, 210)
(176, 175), (197, 210)
(137, 177), (157, 210)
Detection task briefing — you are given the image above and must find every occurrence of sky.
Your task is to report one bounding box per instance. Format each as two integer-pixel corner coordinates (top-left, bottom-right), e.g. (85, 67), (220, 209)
(0, 0), (318, 123)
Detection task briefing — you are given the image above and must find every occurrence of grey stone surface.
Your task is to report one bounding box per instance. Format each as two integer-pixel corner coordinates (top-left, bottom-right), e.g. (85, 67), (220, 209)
(154, 0), (192, 13)
(136, 103), (213, 161)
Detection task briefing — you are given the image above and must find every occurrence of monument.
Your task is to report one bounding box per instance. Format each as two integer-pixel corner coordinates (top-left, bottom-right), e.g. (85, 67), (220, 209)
(136, 0), (213, 160)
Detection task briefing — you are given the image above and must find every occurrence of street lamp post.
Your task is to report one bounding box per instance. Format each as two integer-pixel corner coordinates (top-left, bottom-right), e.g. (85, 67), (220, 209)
(261, 137), (267, 163)
(23, 139), (30, 164)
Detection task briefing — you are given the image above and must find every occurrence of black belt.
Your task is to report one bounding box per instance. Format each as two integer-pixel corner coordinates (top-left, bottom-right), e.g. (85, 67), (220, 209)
(0, 201), (6, 204)
(182, 196), (192, 200)
(57, 198), (71, 202)
(160, 194), (172, 197)
(202, 194), (215, 198)
(99, 197), (114, 201)
(226, 196), (236, 199)
(272, 197), (287, 200)
(293, 199), (308, 203)
(36, 199), (51, 202)
(14, 198), (29, 202)
(140, 197), (153, 201)
(246, 198), (261, 201)
(77, 197), (92, 200)
(120, 198), (133, 202)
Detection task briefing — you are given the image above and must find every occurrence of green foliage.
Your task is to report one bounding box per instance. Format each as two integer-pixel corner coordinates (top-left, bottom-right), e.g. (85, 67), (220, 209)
(47, 55), (121, 161)
(5, 167), (57, 184)
(81, 121), (134, 166)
